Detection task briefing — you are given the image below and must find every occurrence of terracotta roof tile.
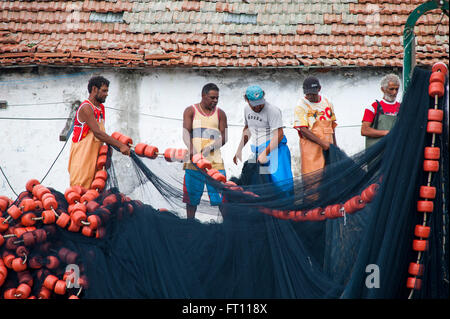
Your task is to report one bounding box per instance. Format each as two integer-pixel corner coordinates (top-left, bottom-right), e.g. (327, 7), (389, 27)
(0, 0), (447, 69)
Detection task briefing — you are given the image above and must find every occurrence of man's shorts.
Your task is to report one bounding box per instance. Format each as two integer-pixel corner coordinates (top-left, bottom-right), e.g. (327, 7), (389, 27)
(183, 168), (226, 206)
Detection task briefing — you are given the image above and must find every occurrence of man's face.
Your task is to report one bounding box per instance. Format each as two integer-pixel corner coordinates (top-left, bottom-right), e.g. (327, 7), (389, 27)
(250, 103), (265, 113)
(94, 84), (109, 104)
(305, 93), (320, 103)
(202, 90), (219, 109)
(382, 81), (399, 102)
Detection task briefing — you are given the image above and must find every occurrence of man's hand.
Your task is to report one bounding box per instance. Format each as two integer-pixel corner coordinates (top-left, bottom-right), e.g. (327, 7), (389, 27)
(321, 140), (331, 151)
(233, 150), (242, 165)
(119, 143), (131, 156)
(257, 152), (268, 165)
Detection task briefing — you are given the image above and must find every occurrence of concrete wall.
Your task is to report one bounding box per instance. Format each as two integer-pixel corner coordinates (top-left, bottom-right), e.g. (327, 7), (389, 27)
(0, 66), (403, 201)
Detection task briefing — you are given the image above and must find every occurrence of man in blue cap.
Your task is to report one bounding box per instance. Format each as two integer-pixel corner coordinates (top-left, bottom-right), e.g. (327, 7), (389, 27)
(233, 85), (293, 195)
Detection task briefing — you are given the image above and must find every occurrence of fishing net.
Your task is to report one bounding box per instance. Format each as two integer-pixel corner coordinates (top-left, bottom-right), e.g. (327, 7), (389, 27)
(0, 67), (448, 299)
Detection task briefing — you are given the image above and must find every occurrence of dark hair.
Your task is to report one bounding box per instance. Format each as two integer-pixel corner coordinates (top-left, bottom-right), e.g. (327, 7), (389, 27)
(202, 83), (219, 96)
(88, 76), (110, 93)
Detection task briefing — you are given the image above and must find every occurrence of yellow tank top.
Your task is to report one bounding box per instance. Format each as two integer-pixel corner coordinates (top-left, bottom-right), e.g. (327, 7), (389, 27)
(184, 104), (224, 170)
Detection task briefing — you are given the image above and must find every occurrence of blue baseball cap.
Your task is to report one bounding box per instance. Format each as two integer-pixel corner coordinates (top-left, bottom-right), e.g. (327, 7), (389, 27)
(245, 85), (265, 106)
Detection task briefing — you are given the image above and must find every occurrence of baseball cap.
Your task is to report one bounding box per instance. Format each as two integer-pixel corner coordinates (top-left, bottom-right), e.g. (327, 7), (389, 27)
(303, 76), (321, 94)
(245, 85), (265, 106)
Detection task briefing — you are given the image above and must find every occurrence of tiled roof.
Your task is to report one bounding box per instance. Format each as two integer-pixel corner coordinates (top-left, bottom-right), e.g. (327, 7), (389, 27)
(0, 0), (448, 68)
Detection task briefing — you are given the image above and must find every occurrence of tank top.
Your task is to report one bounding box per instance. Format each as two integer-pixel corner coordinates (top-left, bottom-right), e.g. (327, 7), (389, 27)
(72, 99), (105, 143)
(184, 104), (224, 170)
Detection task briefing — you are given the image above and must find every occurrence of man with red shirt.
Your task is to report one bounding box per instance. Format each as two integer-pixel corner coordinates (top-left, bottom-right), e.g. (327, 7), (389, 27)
(361, 74), (401, 148)
(68, 76), (130, 188)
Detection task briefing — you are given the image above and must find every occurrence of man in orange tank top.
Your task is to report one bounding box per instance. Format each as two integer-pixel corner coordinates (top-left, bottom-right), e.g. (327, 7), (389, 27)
(68, 76), (130, 189)
(182, 83), (228, 219)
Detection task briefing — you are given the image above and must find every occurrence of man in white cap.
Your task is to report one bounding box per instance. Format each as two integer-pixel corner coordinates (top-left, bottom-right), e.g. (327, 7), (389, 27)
(293, 76), (338, 175)
(234, 85), (293, 194)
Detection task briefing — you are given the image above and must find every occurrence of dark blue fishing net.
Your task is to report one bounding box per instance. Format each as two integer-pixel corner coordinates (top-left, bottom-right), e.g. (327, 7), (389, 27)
(0, 67), (447, 300)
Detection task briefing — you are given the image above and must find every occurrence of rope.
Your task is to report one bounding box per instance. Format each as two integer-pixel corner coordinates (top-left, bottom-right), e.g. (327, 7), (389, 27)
(0, 165), (19, 197)
(0, 117), (70, 120)
(40, 137), (70, 184)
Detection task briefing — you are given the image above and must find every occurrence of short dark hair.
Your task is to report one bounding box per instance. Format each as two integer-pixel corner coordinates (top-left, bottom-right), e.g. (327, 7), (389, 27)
(202, 83), (219, 96)
(88, 76), (110, 93)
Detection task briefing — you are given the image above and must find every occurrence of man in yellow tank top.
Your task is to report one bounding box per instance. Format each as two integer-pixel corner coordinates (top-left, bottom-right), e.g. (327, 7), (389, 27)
(182, 83), (228, 219)
(293, 76), (337, 175)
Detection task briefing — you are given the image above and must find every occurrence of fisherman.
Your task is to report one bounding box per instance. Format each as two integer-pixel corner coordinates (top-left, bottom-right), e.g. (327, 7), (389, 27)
(68, 75), (130, 189)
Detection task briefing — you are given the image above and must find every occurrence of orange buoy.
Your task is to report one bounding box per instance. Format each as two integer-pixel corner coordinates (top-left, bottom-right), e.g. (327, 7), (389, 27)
(7, 205), (22, 220)
(429, 71), (445, 84)
(406, 277), (421, 290)
(423, 160), (439, 172)
(91, 178), (105, 191)
(427, 109), (444, 122)
(118, 134), (133, 146)
(21, 213), (36, 227)
(428, 81), (444, 97)
(12, 257), (27, 272)
(54, 280), (67, 295)
(42, 210), (56, 224)
(426, 121), (442, 134)
(43, 197), (58, 210)
(46, 256), (60, 269)
(94, 170), (108, 181)
(344, 195), (366, 214)
(207, 168), (220, 177)
(408, 263), (424, 276)
(56, 212), (71, 228)
(361, 183), (379, 203)
(431, 62), (448, 75)
(174, 149), (188, 162)
(0, 198), (9, 212)
(412, 239), (428, 251)
(212, 172), (226, 183)
(38, 287), (52, 299)
(191, 153), (204, 164)
(419, 186), (436, 199)
(164, 148), (176, 162)
(144, 145), (159, 159)
(197, 158), (212, 170)
(65, 191), (81, 205)
(98, 144), (108, 156)
(424, 147), (440, 160)
(25, 179), (40, 193)
(417, 200), (433, 213)
(72, 211), (87, 227)
(20, 198), (36, 212)
(111, 132), (123, 140)
(96, 154), (107, 170)
(15, 283), (31, 299)
(414, 225), (431, 238)
(87, 215), (101, 230)
(134, 143), (147, 156)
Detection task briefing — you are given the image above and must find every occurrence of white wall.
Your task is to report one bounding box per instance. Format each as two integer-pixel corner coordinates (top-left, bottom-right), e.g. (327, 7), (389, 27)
(0, 67), (403, 202)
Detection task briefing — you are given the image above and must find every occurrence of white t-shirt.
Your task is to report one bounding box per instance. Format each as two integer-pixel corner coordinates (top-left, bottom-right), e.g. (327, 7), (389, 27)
(244, 102), (284, 146)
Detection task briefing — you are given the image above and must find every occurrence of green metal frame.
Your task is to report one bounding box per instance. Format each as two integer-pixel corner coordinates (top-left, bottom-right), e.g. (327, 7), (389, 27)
(403, 0), (449, 91)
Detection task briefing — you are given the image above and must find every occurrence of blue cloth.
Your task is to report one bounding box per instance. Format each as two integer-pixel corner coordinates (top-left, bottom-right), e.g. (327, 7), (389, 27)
(183, 169), (226, 206)
(250, 135), (294, 195)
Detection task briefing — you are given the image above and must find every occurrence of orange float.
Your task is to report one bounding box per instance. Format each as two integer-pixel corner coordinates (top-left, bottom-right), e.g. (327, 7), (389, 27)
(164, 148), (176, 162)
(431, 62), (448, 75)
(414, 225), (430, 238)
(424, 147), (440, 160)
(429, 71), (445, 84)
(423, 160), (439, 172)
(419, 186), (436, 199)
(144, 145), (159, 159)
(417, 200), (433, 213)
(96, 154), (107, 170)
(406, 277), (421, 290)
(412, 239), (428, 251)
(428, 81), (444, 97)
(427, 109), (444, 122)
(134, 143), (147, 156)
(426, 121), (442, 134)
(25, 179), (40, 193)
(94, 170), (108, 181)
(361, 183), (379, 203)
